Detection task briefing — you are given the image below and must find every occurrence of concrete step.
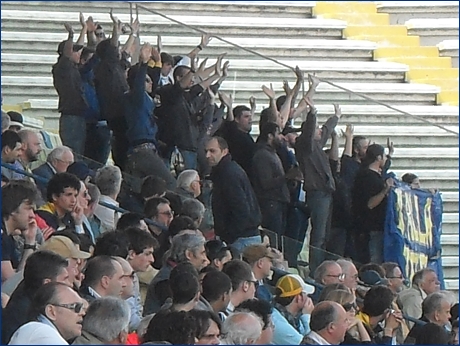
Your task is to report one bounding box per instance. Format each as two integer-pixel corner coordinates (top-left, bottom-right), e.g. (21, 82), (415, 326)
(390, 170), (458, 191)
(0, 53), (408, 83)
(441, 212), (459, 234)
(0, 10), (346, 39)
(0, 32), (377, 61)
(376, 1), (459, 25)
(0, 1), (317, 18)
(440, 191), (460, 213)
(441, 235), (459, 256)
(438, 40), (459, 68)
(442, 256), (459, 279)
(405, 18), (459, 47)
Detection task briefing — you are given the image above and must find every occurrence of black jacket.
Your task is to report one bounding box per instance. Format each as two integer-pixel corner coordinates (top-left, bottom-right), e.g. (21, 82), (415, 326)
(2, 281), (32, 344)
(210, 154), (261, 244)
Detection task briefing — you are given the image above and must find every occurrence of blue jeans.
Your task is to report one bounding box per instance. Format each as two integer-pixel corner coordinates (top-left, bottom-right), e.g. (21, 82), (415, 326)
(306, 190), (332, 276)
(369, 231), (384, 264)
(326, 227), (347, 259)
(231, 235), (262, 255)
(179, 149), (198, 170)
(84, 122), (111, 170)
(259, 199), (288, 248)
(59, 114), (86, 157)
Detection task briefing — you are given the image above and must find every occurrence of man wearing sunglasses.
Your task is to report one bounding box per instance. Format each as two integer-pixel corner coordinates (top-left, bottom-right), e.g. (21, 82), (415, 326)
(9, 282), (86, 345)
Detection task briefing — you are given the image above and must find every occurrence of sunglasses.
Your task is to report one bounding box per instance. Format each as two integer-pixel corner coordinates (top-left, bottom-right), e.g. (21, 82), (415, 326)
(342, 302), (358, 312)
(51, 302), (84, 313)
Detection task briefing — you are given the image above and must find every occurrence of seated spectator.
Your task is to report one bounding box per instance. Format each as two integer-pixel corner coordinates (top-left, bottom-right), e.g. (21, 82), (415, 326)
(415, 323), (450, 345)
(116, 212), (149, 232)
(79, 255), (126, 302)
(93, 229), (129, 258)
(189, 310), (222, 345)
(2, 250), (70, 344)
(1, 130), (23, 180)
(382, 262), (406, 294)
(141, 175), (168, 201)
(205, 239), (232, 271)
(7, 111), (24, 132)
(235, 298), (274, 345)
(144, 197), (173, 240)
(84, 182), (102, 239)
(450, 320), (459, 345)
(164, 264), (201, 312)
(67, 161), (95, 184)
(93, 165), (123, 233)
(9, 282), (86, 345)
(2, 110), (10, 133)
(272, 274), (315, 345)
(176, 169), (202, 199)
(75, 180), (96, 248)
(201, 269), (232, 319)
(33, 146), (74, 199)
(72, 297), (130, 345)
(242, 244), (276, 303)
(181, 198), (205, 228)
(397, 268), (441, 329)
(336, 259), (359, 292)
(301, 301), (349, 345)
(220, 311), (263, 345)
(356, 285), (401, 345)
(311, 260), (345, 303)
(404, 292), (452, 344)
(113, 257), (135, 301)
(2, 180), (40, 282)
(144, 233), (209, 315)
(317, 283), (350, 303)
(143, 310), (197, 344)
(15, 129), (42, 181)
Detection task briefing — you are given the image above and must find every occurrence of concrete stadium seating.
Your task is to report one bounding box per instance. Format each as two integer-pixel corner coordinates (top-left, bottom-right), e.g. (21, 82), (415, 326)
(438, 39), (459, 68)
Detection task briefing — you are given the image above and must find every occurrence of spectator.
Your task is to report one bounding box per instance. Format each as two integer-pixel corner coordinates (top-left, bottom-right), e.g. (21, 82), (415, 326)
(271, 274), (315, 345)
(301, 301), (349, 345)
(336, 259), (359, 292)
(8, 282), (86, 345)
(72, 297), (130, 345)
(401, 173), (420, 189)
(352, 144), (393, 264)
(404, 292), (452, 344)
(415, 323), (450, 345)
(141, 175), (168, 201)
(166, 265), (201, 312)
(450, 320), (459, 345)
(397, 268), (441, 328)
(201, 269), (232, 319)
(2, 250), (70, 344)
(75, 180), (96, 248)
(311, 260), (345, 302)
(1, 130), (23, 180)
(84, 183), (101, 239)
(144, 197), (173, 240)
(295, 97), (340, 276)
(382, 262), (406, 294)
(33, 146), (74, 198)
(176, 169), (202, 199)
(116, 212), (149, 232)
(144, 310), (197, 344)
(205, 239), (233, 270)
(221, 260), (257, 317)
(93, 165), (123, 233)
(2, 180), (39, 282)
(242, 244), (276, 303)
(67, 162), (95, 184)
(7, 111), (24, 132)
(317, 283), (350, 303)
(113, 257), (135, 300)
(2, 110), (11, 133)
(206, 136), (261, 252)
(220, 311), (263, 345)
(79, 255), (126, 302)
(181, 198), (206, 229)
(235, 298), (275, 345)
(15, 129), (42, 180)
(189, 310), (222, 345)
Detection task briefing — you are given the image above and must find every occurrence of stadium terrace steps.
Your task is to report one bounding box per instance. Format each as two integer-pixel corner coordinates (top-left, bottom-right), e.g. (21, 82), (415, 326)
(376, 1), (459, 24)
(438, 40), (459, 68)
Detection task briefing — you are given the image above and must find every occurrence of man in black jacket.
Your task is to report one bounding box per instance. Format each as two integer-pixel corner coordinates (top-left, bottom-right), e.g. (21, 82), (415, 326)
(205, 137), (261, 254)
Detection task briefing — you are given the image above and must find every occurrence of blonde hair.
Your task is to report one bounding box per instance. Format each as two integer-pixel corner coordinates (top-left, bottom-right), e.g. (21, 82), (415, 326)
(324, 289), (354, 305)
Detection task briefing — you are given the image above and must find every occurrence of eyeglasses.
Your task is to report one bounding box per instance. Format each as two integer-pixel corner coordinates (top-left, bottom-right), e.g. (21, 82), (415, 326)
(122, 272), (136, 280)
(387, 275), (404, 279)
(159, 210), (174, 217)
(57, 159), (74, 165)
(145, 79), (153, 84)
(95, 32), (105, 38)
(342, 302), (358, 312)
(51, 302), (84, 313)
(246, 279), (258, 286)
(326, 273), (345, 280)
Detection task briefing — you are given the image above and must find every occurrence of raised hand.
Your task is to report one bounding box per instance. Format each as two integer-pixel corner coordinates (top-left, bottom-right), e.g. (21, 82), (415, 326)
(215, 53), (227, 76)
(64, 23), (74, 35)
(249, 96), (256, 111)
(222, 61), (229, 78)
(218, 91), (233, 108)
(71, 204), (84, 226)
(294, 65), (304, 81)
(157, 35), (162, 52)
(79, 12), (86, 28)
(201, 33), (212, 48)
(86, 16), (97, 32)
(333, 103), (342, 118)
(140, 42), (152, 63)
(387, 137), (394, 157)
(109, 8), (118, 24)
(151, 47), (161, 62)
(342, 124), (354, 138)
(130, 18), (140, 34)
(198, 57), (208, 73)
(262, 83), (276, 99)
(283, 80), (292, 95)
(308, 74), (320, 89)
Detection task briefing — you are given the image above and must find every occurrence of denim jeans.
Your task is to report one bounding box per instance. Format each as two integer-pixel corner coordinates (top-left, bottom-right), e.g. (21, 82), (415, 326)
(369, 231), (384, 264)
(284, 205), (310, 267)
(258, 199), (288, 248)
(179, 149), (198, 170)
(107, 117), (129, 171)
(84, 122), (112, 170)
(326, 227), (347, 260)
(59, 114), (86, 156)
(231, 235), (262, 256)
(306, 190), (332, 277)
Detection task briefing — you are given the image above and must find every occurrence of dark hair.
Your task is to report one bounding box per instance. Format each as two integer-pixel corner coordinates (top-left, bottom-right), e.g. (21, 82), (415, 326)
(233, 105), (251, 119)
(93, 230), (130, 258)
(144, 310), (196, 345)
(259, 108), (272, 133)
(209, 136), (228, 151)
(2, 130), (22, 150)
(123, 227), (158, 254)
(205, 240), (230, 264)
(161, 52), (174, 66)
(127, 64), (143, 90)
(275, 95), (286, 112)
(173, 65), (191, 82)
(415, 323), (450, 345)
(222, 260), (253, 292)
(180, 199), (204, 224)
(117, 212), (145, 231)
(258, 122), (279, 142)
(361, 144), (385, 168)
(359, 263), (385, 279)
(201, 270), (232, 303)
(402, 173), (418, 185)
(188, 310), (222, 340)
(352, 135), (367, 157)
(318, 283), (350, 303)
(381, 262), (400, 279)
(274, 289), (295, 307)
(169, 216), (196, 238)
(81, 256), (117, 288)
(2, 180), (39, 218)
(46, 172), (81, 203)
(51, 228), (81, 246)
(30, 282), (70, 320)
(81, 47), (95, 61)
(141, 176), (167, 200)
(163, 191), (183, 216)
(23, 250), (68, 297)
(362, 285), (395, 317)
(236, 299), (273, 330)
(309, 301), (338, 332)
(144, 197), (170, 219)
(170, 269), (200, 305)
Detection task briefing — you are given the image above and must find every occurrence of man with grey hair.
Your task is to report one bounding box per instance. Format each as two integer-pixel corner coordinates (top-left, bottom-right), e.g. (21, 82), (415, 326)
(311, 261), (344, 303)
(143, 232), (209, 315)
(33, 145), (74, 198)
(181, 198), (205, 228)
(176, 169), (202, 199)
(397, 268), (441, 328)
(404, 292), (452, 344)
(94, 165), (123, 233)
(220, 311), (263, 345)
(72, 297), (131, 345)
(336, 259), (358, 292)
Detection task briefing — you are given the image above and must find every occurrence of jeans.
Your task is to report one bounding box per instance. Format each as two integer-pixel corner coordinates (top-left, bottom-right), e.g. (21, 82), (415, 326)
(84, 122), (112, 170)
(179, 149), (198, 170)
(259, 199), (288, 248)
(125, 147), (177, 191)
(107, 117), (129, 171)
(59, 114), (86, 157)
(369, 231), (384, 264)
(231, 235), (262, 256)
(284, 205), (310, 267)
(306, 190), (332, 277)
(326, 227), (347, 259)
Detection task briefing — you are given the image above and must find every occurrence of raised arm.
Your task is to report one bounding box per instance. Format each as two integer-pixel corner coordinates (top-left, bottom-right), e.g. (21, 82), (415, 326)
(296, 97), (317, 154)
(279, 66), (303, 127)
(218, 91), (233, 121)
(261, 83), (279, 125)
(319, 103), (340, 148)
(85, 16), (98, 48)
(63, 23), (75, 58)
(329, 130), (339, 162)
(122, 18), (140, 56)
(109, 9), (122, 47)
(76, 12), (87, 46)
(249, 96), (256, 117)
(291, 74), (320, 120)
(187, 34), (212, 60)
(131, 43), (152, 104)
(341, 124), (354, 157)
(198, 57), (222, 90)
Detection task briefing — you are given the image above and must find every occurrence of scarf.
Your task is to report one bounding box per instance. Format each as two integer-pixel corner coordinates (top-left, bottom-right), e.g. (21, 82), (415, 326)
(274, 302), (301, 331)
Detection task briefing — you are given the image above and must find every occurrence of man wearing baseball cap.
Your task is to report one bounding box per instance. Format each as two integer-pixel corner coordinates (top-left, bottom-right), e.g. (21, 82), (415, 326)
(271, 274), (315, 345)
(7, 111), (24, 132)
(242, 244), (276, 303)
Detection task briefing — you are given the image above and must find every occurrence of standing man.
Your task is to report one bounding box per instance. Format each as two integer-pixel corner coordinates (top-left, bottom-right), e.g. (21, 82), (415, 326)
(205, 136), (261, 253)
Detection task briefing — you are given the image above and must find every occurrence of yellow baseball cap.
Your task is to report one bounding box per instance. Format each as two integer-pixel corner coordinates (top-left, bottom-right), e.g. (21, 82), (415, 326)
(276, 274), (315, 298)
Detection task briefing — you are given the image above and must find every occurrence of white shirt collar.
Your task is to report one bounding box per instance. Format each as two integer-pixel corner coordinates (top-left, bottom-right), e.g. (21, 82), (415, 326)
(307, 331), (331, 345)
(88, 286), (102, 298)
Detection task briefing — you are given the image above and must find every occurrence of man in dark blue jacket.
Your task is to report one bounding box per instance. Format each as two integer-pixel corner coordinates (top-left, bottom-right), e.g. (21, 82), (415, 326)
(206, 136), (261, 254)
